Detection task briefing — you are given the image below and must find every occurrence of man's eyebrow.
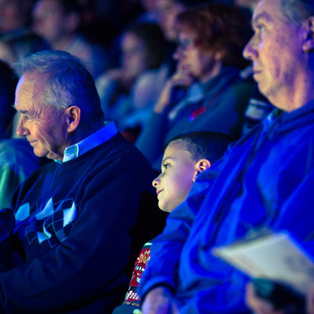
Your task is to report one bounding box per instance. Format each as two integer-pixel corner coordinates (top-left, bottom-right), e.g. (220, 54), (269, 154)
(12, 105), (28, 114)
(252, 11), (273, 26)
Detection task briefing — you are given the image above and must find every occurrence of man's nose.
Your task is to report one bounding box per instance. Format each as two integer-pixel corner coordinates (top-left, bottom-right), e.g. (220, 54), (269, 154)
(16, 116), (27, 137)
(243, 36), (258, 61)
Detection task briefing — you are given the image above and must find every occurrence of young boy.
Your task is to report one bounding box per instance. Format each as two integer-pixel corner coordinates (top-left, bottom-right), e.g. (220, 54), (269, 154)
(113, 131), (233, 313)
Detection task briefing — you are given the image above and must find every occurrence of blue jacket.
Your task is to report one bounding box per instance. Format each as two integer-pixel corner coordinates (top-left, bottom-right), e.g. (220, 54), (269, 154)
(139, 101), (314, 313)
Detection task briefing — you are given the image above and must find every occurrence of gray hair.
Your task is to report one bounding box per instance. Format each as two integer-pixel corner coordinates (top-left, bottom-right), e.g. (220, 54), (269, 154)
(14, 50), (104, 125)
(281, 0), (314, 24)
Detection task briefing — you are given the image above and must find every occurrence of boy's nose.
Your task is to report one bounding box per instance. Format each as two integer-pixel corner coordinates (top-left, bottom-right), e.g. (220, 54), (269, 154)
(152, 176), (160, 188)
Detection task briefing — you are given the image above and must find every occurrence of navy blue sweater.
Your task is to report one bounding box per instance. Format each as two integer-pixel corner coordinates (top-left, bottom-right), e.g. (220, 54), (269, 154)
(0, 133), (166, 313)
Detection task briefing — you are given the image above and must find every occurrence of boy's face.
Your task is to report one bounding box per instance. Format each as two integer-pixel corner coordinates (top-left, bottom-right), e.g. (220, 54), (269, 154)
(153, 140), (198, 212)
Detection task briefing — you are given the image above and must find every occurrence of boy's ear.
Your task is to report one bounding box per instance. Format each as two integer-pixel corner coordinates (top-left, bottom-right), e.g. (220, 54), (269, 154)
(192, 159), (211, 182)
(65, 106), (81, 133)
(303, 16), (314, 53)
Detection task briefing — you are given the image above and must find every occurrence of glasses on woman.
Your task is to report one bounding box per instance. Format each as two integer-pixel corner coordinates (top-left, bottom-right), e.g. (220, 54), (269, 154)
(177, 38), (199, 51)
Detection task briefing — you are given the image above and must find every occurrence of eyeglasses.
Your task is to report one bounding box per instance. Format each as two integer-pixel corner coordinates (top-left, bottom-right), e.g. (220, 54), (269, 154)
(177, 38), (199, 51)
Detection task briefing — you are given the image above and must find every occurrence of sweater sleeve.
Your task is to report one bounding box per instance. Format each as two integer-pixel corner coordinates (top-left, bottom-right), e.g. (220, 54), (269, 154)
(0, 157), (158, 313)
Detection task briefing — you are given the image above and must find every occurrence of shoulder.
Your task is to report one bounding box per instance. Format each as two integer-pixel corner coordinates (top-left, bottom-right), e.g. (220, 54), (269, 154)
(79, 133), (156, 179)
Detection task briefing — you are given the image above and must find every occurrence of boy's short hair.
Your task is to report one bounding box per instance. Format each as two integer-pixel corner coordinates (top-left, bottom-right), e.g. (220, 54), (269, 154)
(165, 131), (233, 164)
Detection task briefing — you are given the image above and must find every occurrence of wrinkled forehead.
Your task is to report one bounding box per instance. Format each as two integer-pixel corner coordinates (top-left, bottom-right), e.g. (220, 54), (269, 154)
(252, 0), (285, 25)
(15, 73), (47, 106)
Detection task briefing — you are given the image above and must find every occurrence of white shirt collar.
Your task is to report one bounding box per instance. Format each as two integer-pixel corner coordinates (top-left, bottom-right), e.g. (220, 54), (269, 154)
(57, 121), (118, 163)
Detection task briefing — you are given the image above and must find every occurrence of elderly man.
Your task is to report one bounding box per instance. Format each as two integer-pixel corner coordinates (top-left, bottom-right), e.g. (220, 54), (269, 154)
(0, 50), (165, 313)
(139, 0), (314, 313)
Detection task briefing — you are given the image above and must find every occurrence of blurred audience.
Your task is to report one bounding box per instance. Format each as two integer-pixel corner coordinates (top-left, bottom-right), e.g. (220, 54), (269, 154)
(0, 138), (41, 209)
(136, 4), (254, 167)
(32, 0), (109, 78)
(137, 0), (159, 23)
(0, 59), (42, 214)
(0, 0), (34, 35)
(0, 0), (49, 64)
(0, 60), (18, 139)
(96, 22), (168, 141)
(155, 0), (211, 42)
(154, 0), (211, 75)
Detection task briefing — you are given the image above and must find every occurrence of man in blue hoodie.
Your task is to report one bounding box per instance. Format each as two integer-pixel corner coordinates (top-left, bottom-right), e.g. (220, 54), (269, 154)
(138, 0), (314, 313)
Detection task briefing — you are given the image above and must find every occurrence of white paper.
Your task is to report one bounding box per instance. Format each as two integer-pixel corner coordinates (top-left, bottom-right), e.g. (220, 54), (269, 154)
(212, 232), (314, 295)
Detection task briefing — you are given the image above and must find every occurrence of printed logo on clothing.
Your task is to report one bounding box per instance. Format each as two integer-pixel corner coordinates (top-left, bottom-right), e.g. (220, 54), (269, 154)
(14, 198), (77, 248)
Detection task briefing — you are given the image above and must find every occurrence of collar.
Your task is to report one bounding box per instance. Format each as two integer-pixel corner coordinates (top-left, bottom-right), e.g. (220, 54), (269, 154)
(270, 99), (314, 136)
(56, 121), (118, 163)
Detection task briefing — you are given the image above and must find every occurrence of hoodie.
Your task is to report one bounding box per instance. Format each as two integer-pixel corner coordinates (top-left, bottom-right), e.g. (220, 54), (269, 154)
(139, 100), (314, 313)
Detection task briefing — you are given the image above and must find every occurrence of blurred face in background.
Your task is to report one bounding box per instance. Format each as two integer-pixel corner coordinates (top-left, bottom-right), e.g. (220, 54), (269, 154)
(33, 0), (77, 46)
(120, 32), (150, 80)
(174, 30), (222, 83)
(156, 0), (185, 41)
(0, 0), (29, 33)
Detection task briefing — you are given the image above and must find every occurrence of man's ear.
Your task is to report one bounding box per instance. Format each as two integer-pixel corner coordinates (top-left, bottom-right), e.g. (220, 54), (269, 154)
(303, 17), (314, 53)
(192, 159), (211, 182)
(65, 106), (81, 133)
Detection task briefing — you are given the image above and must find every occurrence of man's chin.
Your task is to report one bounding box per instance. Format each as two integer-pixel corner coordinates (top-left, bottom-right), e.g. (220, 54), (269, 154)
(33, 150), (46, 159)
(33, 149), (54, 160)
(256, 82), (267, 97)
